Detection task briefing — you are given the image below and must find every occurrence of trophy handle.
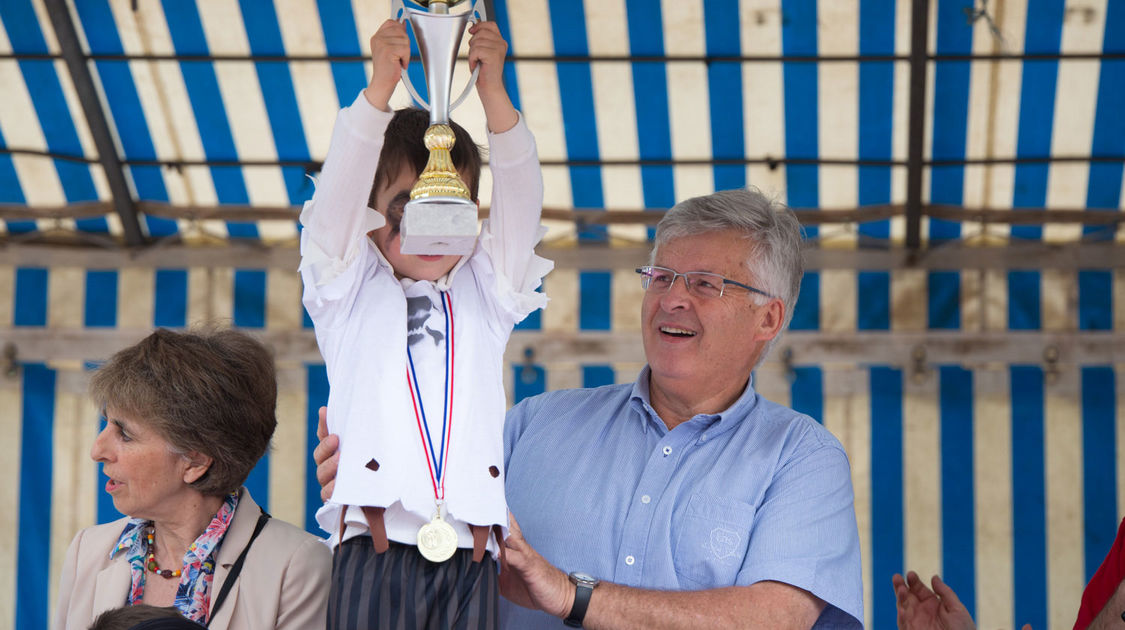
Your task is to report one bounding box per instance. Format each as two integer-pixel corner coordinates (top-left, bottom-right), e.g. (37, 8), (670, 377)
(391, 0), (488, 113)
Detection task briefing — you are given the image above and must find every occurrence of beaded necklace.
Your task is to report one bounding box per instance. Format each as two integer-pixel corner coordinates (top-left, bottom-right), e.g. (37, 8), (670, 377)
(145, 527), (182, 579)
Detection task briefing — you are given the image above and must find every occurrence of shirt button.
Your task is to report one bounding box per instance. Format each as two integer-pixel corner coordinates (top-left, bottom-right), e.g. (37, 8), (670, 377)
(662, 446), (672, 456)
(641, 495), (651, 504)
(625, 555), (635, 565)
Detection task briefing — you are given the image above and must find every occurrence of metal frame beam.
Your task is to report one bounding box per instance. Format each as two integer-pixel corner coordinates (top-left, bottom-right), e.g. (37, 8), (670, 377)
(5, 51), (1124, 63)
(44, 0), (144, 246)
(4, 146), (1123, 170)
(904, 0), (930, 252)
(6, 200), (1121, 229)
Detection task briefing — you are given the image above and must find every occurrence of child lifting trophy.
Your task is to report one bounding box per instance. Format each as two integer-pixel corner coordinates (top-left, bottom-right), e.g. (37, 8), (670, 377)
(298, 0), (552, 627)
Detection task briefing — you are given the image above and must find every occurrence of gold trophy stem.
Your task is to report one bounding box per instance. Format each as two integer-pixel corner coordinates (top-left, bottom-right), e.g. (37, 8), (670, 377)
(409, 124), (472, 201)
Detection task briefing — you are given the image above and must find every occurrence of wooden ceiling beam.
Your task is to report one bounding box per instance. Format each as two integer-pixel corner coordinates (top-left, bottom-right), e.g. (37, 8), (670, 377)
(2, 240), (1125, 271)
(2, 328), (1120, 373)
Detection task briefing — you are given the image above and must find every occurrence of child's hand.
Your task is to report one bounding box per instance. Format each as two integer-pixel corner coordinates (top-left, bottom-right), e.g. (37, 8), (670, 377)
(468, 21), (518, 133)
(468, 21), (507, 98)
(365, 20), (410, 112)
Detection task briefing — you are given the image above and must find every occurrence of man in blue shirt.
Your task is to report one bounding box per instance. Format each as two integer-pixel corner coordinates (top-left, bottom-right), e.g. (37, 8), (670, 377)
(316, 188), (863, 629)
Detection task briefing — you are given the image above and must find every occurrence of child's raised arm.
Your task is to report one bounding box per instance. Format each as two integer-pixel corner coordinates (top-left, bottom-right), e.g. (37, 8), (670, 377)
(466, 22), (550, 303)
(302, 21), (409, 266)
(468, 21), (518, 134)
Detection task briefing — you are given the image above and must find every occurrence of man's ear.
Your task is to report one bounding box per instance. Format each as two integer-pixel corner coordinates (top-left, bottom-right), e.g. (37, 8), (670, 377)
(182, 451), (214, 485)
(753, 298), (786, 342)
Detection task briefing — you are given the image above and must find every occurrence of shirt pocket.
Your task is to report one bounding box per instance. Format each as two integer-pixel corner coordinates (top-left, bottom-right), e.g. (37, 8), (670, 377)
(672, 493), (757, 587)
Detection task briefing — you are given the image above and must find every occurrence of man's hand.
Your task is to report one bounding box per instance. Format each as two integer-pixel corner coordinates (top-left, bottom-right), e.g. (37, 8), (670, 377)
(364, 19), (411, 111)
(500, 514), (574, 619)
(892, 572), (976, 630)
(467, 21), (517, 133)
(313, 406), (340, 502)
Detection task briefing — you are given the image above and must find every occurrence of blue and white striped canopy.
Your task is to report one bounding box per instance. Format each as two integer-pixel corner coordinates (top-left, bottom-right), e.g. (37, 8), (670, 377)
(1, 2), (1124, 630)
(2, 0), (1121, 246)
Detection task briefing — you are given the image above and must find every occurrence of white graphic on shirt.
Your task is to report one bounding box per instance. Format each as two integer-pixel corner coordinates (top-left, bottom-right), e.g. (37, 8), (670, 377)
(708, 526), (741, 560)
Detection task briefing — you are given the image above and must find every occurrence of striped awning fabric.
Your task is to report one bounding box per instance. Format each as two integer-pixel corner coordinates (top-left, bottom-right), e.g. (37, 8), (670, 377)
(1, 0), (1121, 249)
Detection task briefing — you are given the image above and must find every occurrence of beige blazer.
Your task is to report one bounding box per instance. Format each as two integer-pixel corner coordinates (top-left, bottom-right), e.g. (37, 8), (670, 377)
(52, 488), (331, 630)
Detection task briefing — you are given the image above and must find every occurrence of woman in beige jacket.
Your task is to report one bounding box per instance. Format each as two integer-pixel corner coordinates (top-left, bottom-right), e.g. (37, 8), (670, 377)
(53, 328), (330, 630)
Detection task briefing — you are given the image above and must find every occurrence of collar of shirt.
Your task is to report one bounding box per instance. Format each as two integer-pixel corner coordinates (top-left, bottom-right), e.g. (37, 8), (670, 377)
(187, 492), (239, 566)
(111, 492), (239, 563)
(112, 518), (148, 561)
(628, 366), (761, 441)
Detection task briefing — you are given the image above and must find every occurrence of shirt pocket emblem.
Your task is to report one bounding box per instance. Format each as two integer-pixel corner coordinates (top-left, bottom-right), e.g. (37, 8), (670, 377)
(673, 493), (757, 587)
(708, 526), (741, 560)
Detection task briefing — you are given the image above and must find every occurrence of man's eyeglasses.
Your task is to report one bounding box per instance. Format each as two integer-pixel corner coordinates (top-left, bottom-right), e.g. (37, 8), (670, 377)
(635, 266), (774, 300)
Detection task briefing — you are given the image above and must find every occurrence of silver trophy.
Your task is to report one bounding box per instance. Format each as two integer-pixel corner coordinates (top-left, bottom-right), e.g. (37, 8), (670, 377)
(392, 0), (487, 256)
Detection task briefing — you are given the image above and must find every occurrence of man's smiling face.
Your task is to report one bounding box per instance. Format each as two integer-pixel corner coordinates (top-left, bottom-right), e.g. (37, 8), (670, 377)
(641, 229), (782, 415)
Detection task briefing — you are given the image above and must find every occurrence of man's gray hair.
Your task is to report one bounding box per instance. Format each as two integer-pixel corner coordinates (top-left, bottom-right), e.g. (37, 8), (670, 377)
(651, 187), (804, 353)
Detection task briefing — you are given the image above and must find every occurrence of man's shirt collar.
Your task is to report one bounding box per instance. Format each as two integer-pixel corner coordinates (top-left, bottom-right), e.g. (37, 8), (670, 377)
(629, 365), (761, 437)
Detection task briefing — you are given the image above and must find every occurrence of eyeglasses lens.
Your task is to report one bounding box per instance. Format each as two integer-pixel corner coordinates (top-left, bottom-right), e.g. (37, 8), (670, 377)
(639, 267), (725, 298)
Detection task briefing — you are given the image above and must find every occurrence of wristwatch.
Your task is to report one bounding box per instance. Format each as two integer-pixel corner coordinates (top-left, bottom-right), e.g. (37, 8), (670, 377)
(563, 571), (600, 628)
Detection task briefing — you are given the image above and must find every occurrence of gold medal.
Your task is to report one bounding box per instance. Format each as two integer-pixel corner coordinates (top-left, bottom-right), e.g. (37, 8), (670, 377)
(417, 511), (457, 562)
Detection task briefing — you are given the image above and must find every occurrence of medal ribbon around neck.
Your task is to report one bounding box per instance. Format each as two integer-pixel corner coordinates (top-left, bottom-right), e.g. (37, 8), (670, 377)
(405, 290), (455, 502)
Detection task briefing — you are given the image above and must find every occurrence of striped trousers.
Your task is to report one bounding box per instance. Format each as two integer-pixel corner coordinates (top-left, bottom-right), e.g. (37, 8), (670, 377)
(328, 538), (500, 630)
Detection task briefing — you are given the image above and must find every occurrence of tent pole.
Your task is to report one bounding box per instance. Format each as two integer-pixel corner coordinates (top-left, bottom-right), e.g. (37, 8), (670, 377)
(44, 0), (145, 247)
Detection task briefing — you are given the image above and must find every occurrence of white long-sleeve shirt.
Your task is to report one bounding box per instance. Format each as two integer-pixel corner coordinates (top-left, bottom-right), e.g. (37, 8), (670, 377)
(299, 92), (552, 556)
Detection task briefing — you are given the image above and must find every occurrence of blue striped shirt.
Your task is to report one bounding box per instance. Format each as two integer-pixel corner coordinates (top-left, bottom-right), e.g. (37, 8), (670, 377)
(502, 367), (863, 628)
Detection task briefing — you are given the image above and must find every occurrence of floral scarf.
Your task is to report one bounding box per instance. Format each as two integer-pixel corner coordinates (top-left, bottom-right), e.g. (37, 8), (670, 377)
(111, 492), (240, 623)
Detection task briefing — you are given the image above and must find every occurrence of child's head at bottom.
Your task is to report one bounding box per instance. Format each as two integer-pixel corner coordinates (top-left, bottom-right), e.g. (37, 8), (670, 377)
(368, 108), (483, 282)
(88, 604), (206, 630)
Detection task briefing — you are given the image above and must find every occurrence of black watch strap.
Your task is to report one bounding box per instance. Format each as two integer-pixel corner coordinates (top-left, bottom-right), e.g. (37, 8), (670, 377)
(563, 584), (592, 627)
(564, 573), (598, 628)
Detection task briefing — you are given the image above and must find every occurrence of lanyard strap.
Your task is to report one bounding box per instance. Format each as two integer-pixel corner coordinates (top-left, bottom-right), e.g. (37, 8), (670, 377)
(405, 291), (455, 502)
(206, 508), (270, 627)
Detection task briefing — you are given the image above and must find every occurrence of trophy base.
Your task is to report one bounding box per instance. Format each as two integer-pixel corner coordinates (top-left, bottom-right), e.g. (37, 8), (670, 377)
(400, 197), (479, 256)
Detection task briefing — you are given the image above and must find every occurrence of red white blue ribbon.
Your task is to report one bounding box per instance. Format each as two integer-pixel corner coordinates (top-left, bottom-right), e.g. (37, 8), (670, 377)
(406, 291), (455, 502)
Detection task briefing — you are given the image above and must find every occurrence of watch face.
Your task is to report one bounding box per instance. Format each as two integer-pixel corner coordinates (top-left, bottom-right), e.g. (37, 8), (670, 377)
(570, 572), (598, 586)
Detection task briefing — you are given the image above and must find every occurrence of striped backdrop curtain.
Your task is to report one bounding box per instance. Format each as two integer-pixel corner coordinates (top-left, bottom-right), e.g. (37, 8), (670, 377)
(1, 261), (1121, 630)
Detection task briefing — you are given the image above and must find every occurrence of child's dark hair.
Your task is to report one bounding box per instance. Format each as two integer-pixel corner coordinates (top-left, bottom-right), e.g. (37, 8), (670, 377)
(369, 108), (483, 209)
(88, 604), (205, 629)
